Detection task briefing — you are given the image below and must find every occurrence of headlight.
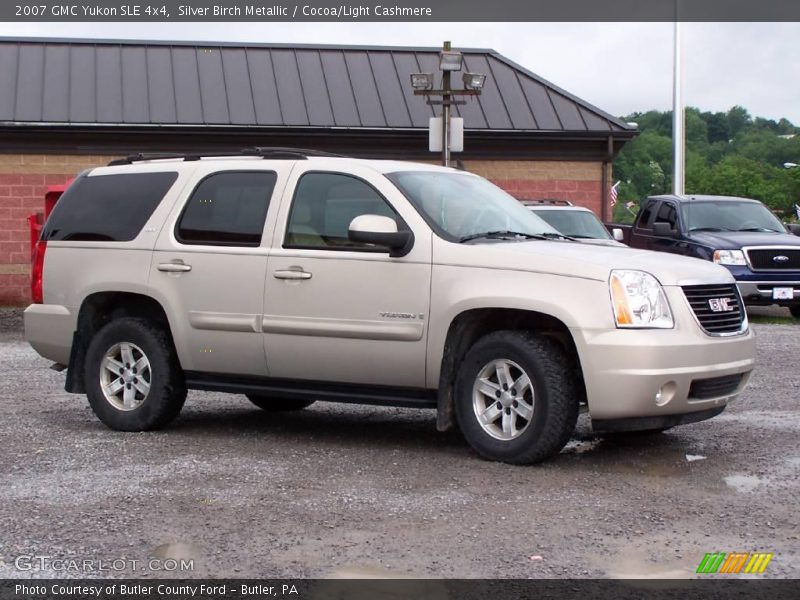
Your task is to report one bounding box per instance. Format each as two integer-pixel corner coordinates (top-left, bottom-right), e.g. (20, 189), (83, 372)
(609, 270), (674, 328)
(713, 249), (746, 266)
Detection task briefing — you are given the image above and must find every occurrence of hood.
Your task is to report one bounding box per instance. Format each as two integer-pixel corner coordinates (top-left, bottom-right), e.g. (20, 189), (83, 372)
(689, 230), (800, 250)
(435, 238), (735, 286)
(576, 238), (627, 248)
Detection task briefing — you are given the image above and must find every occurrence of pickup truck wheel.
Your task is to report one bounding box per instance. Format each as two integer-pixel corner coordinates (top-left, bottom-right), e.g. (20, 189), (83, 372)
(84, 318), (187, 431)
(455, 331), (578, 464)
(790, 304), (800, 319)
(245, 395), (315, 412)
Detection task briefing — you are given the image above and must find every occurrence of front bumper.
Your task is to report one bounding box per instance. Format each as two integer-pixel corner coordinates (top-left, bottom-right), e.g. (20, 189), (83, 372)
(724, 265), (800, 305)
(572, 287), (755, 421)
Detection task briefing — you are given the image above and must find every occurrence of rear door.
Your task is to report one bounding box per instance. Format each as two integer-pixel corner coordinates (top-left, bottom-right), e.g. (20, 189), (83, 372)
(149, 162), (293, 376)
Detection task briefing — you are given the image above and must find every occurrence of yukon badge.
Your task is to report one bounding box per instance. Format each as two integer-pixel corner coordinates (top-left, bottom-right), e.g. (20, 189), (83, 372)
(380, 312), (424, 320)
(708, 298), (735, 313)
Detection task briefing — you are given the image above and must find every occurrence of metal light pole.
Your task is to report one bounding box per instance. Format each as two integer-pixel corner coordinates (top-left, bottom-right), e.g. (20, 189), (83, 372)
(672, 19), (685, 195)
(441, 42), (452, 167)
(410, 42), (485, 168)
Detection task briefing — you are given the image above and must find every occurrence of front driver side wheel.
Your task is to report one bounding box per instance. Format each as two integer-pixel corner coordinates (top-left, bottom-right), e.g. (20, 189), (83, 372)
(454, 330), (579, 464)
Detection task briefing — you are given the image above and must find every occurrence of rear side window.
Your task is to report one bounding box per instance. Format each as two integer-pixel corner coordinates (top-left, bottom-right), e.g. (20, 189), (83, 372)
(176, 171), (277, 246)
(42, 171), (178, 242)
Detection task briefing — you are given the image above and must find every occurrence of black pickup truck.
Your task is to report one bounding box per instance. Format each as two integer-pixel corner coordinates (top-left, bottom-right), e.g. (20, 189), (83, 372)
(608, 194), (800, 318)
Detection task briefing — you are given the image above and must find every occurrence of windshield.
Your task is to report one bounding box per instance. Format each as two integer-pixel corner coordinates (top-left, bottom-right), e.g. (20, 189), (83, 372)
(386, 171), (560, 241)
(683, 201), (786, 233)
(530, 209), (613, 240)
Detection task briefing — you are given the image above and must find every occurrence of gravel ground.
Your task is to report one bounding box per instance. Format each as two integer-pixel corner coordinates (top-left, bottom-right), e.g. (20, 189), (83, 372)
(0, 307), (797, 579)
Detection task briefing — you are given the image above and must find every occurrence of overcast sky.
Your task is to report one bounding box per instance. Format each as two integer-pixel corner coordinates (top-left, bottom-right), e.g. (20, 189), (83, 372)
(2, 22), (798, 124)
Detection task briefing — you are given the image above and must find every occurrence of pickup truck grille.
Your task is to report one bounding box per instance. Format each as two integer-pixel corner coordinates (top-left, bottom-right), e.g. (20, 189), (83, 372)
(689, 373), (744, 400)
(681, 284), (745, 335)
(745, 248), (800, 271)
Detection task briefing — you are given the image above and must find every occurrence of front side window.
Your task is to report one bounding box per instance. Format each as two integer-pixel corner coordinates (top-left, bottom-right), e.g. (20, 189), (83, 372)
(654, 202), (678, 230)
(636, 200), (656, 230)
(177, 171), (277, 246)
(386, 171), (558, 241)
(284, 173), (399, 249)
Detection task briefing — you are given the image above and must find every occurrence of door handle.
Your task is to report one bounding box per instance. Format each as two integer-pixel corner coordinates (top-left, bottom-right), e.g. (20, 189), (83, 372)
(158, 262), (192, 272)
(273, 269), (312, 280)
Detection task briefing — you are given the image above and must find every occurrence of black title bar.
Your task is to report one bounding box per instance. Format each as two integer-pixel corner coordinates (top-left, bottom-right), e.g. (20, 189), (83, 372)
(3, 0), (800, 22)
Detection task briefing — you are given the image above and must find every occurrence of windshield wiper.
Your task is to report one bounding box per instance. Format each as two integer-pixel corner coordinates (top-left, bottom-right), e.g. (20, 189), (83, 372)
(736, 227), (779, 232)
(689, 226), (732, 232)
(459, 230), (550, 243)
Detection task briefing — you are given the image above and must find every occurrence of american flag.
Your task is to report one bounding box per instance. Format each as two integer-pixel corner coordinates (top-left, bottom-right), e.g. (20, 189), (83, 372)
(795, 203), (800, 219)
(610, 181), (621, 207)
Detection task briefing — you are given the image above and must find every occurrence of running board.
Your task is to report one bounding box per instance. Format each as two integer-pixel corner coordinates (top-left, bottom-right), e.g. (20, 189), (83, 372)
(184, 371), (437, 409)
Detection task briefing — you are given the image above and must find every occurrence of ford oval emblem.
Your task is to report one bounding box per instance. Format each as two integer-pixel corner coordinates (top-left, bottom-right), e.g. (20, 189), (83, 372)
(773, 255), (790, 263)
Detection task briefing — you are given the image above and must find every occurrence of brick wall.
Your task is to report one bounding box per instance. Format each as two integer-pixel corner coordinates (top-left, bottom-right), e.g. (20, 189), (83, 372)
(464, 160), (606, 215)
(0, 154), (607, 306)
(0, 154), (116, 306)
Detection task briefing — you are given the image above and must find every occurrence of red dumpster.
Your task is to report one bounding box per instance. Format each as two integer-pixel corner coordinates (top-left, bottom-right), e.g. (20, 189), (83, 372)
(28, 212), (43, 258)
(29, 181), (72, 261)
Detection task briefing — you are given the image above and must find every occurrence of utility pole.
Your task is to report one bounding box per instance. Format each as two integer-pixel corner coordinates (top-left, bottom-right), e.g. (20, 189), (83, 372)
(672, 14), (685, 194)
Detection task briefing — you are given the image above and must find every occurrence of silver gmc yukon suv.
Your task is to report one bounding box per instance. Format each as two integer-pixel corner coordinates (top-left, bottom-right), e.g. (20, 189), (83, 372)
(25, 149), (756, 464)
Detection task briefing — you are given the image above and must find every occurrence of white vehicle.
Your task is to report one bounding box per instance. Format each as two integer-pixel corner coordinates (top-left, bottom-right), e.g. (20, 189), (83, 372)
(523, 200), (626, 247)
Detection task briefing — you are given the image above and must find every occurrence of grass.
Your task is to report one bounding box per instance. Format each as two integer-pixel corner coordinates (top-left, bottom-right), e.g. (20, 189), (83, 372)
(748, 314), (796, 325)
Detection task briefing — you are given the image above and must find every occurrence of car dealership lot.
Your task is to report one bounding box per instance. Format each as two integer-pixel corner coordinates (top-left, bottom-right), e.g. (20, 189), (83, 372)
(0, 309), (797, 579)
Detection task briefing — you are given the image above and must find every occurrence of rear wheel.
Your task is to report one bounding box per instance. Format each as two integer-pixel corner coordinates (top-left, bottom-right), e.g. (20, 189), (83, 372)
(790, 304), (800, 319)
(84, 318), (186, 431)
(246, 395), (315, 412)
(454, 330), (579, 464)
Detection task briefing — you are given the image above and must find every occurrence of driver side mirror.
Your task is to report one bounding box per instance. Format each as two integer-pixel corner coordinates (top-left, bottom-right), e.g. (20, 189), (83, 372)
(652, 222), (678, 237)
(612, 228), (625, 242)
(348, 215), (413, 257)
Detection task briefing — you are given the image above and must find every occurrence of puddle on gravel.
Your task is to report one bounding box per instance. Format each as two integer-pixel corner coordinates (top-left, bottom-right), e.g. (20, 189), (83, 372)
(724, 474), (768, 493)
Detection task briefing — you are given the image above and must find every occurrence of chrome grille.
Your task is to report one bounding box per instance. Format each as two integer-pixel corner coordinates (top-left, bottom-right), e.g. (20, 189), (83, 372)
(745, 247), (800, 271)
(682, 284), (746, 335)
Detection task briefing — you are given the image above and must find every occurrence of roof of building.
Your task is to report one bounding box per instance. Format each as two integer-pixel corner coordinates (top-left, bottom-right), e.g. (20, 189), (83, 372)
(0, 37), (633, 135)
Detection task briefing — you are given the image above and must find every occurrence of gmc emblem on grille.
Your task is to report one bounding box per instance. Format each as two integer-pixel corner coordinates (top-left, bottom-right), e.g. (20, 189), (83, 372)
(708, 298), (735, 312)
(773, 255), (790, 263)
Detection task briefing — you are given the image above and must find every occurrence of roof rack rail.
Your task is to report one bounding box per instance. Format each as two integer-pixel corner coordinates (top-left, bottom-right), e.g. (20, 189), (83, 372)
(519, 198), (573, 206)
(107, 147), (345, 166)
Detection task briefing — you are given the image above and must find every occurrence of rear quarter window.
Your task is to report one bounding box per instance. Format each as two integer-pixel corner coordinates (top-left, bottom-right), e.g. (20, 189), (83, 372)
(42, 171), (178, 242)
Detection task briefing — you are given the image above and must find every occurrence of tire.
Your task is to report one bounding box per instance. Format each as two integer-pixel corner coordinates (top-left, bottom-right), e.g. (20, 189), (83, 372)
(790, 304), (800, 319)
(454, 330), (579, 464)
(84, 317), (187, 431)
(246, 395), (315, 412)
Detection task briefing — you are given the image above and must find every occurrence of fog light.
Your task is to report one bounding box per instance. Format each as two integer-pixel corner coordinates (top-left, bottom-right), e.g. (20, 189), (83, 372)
(654, 382), (676, 406)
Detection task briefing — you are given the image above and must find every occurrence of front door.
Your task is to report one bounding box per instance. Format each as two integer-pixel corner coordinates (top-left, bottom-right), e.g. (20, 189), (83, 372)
(262, 169), (431, 388)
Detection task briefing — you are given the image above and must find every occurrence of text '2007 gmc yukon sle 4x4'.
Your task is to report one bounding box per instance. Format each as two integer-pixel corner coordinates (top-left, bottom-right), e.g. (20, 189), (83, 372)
(25, 149), (756, 464)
